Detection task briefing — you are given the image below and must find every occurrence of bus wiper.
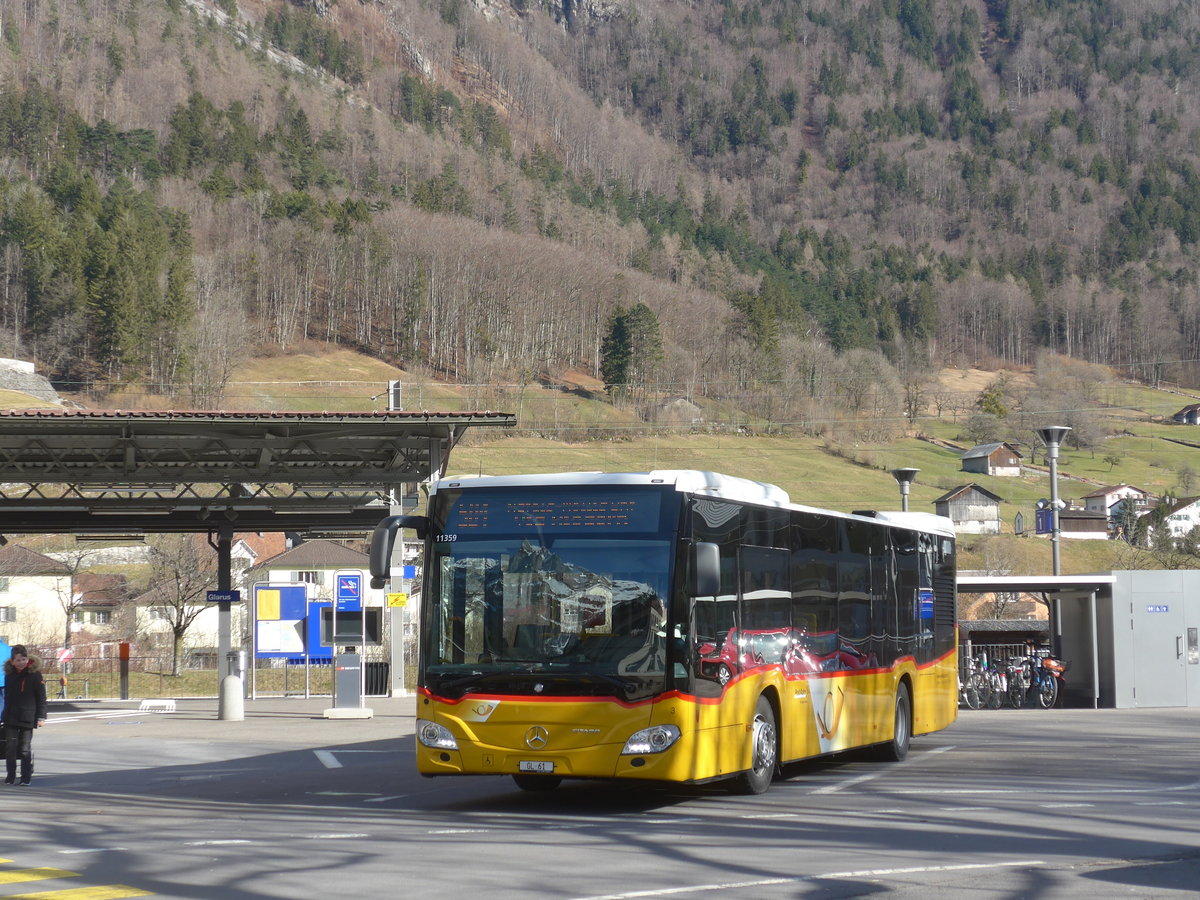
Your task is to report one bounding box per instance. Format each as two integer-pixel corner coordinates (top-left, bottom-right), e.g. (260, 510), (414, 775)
(435, 663), (544, 694)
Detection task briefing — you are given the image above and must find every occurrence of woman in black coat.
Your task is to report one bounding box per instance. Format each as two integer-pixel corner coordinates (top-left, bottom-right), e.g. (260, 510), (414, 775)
(2, 644), (47, 785)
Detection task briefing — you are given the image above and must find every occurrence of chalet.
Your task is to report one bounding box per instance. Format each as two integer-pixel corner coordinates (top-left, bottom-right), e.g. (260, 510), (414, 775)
(1172, 403), (1200, 424)
(960, 442), (1023, 477)
(1081, 484), (1151, 520)
(933, 484), (1003, 534)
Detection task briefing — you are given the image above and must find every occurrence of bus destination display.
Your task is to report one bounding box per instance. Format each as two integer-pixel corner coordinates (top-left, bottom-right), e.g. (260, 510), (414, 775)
(444, 490), (662, 534)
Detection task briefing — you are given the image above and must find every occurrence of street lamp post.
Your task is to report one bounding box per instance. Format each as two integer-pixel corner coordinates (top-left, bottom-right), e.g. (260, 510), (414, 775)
(1035, 426), (1072, 576)
(891, 467), (920, 512)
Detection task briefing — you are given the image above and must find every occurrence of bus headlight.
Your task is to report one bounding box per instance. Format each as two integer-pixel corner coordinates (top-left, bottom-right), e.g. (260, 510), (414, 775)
(621, 724), (681, 755)
(416, 719), (459, 750)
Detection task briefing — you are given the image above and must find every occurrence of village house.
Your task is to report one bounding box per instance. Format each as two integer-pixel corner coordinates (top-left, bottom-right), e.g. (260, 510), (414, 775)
(1058, 507), (1110, 540)
(0, 545), (71, 647)
(70, 572), (128, 644)
(933, 484), (1003, 534)
(1171, 403), (1200, 424)
(960, 442), (1023, 477)
(1156, 496), (1200, 539)
(1081, 484), (1152, 523)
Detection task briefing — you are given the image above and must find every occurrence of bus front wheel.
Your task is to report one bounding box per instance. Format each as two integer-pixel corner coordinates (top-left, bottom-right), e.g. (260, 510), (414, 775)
(734, 695), (778, 795)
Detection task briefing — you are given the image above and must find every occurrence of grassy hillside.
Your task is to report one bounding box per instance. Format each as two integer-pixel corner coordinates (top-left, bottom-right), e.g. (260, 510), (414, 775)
(1, 345), (1189, 575)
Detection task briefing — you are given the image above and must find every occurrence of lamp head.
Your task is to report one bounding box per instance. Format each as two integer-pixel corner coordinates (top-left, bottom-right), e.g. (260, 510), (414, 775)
(1035, 425), (1072, 447)
(891, 467), (920, 486)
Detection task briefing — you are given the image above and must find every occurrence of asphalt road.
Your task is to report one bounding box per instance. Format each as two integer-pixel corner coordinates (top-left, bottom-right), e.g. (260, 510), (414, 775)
(1, 698), (1196, 899)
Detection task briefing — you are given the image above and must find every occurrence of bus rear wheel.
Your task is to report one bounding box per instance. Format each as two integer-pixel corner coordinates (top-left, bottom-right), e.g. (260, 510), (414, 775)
(513, 774), (563, 792)
(734, 695), (777, 795)
(876, 682), (911, 762)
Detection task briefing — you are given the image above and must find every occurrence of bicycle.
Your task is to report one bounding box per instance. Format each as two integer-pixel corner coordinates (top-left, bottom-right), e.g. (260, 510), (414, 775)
(959, 652), (993, 710)
(1007, 654), (1058, 709)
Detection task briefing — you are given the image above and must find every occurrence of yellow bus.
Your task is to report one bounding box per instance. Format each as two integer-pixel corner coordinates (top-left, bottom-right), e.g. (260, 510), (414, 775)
(369, 470), (957, 794)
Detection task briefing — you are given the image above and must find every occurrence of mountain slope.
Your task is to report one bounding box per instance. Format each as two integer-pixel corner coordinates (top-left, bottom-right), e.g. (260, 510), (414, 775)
(2, 0), (1200, 414)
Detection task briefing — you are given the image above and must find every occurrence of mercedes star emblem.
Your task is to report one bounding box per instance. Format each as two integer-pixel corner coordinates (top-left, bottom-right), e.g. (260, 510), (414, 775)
(525, 725), (549, 749)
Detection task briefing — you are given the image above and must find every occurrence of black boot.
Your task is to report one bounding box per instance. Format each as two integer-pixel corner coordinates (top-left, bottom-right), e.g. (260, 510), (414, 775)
(3, 759), (14, 785)
(18, 756), (31, 785)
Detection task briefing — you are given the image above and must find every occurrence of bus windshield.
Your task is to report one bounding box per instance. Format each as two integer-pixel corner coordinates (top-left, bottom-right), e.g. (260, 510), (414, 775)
(422, 486), (678, 700)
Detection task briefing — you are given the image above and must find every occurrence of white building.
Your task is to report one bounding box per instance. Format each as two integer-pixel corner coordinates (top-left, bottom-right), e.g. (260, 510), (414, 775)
(0, 546), (72, 647)
(1081, 484), (1151, 522)
(1158, 496), (1200, 539)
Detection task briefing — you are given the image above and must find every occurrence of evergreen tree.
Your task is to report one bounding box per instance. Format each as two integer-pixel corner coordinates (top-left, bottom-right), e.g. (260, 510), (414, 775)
(600, 303), (663, 401)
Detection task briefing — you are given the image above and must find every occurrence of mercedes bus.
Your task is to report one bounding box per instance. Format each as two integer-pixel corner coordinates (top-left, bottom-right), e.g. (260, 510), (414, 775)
(369, 470), (957, 793)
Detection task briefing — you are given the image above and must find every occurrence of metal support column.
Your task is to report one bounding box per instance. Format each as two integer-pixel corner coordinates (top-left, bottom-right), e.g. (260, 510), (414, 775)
(1089, 589), (1100, 709)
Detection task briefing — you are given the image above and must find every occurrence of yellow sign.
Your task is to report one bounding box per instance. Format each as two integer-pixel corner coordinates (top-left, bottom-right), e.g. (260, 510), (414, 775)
(258, 589), (281, 620)
(387, 593), (408, 607)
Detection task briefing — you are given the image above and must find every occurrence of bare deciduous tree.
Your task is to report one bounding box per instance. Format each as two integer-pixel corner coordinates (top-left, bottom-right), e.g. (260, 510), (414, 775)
(143, 536), (215, 676)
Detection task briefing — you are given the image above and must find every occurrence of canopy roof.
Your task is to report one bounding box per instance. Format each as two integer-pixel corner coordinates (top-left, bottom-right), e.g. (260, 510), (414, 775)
(0, 409), (515, 535)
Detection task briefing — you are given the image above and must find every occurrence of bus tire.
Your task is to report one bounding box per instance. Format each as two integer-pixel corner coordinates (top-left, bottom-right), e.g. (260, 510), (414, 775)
(734, 695), (778, 795)
(513, 774), (563, 792)
(878, 682), (911, 762)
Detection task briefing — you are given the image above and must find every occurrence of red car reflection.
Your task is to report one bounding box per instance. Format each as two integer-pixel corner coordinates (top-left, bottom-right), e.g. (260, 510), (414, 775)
(698, 629), (875, 685)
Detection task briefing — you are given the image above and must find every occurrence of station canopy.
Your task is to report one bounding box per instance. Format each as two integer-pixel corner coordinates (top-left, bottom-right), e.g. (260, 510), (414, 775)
(0, 409), (515, 536)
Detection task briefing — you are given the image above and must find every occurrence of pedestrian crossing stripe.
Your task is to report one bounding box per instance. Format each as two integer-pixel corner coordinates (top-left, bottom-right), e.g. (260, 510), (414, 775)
(0, 859), (152, 898)
(6, 888), (153, 899)
(0, 868), (79, 884)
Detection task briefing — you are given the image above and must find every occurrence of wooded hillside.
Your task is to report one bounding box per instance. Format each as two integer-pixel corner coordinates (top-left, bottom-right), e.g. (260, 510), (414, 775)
(2, 0), (1200, 422)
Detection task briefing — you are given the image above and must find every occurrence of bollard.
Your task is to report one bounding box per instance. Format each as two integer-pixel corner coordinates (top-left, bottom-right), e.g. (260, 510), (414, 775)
(218, 674), (244, 721)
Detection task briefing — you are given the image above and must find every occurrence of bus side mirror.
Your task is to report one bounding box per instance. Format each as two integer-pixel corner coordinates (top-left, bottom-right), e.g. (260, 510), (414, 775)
(690, 542), (721, 597)
(369, 515), (428, 589)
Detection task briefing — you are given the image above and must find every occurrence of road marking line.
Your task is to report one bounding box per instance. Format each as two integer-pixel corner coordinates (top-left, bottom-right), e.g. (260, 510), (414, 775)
(1040, 803), (1094, 808)
(363, 795), (410, 802)
(567, 860), (1047, 900)
(889, 778), (1200, 797)
(314, 750), (341, 769)
(0, 869), (80, 885)
(45, 713), (145, 725)
(6, 886), (154, 899)
(57, 850), (129, 856)
(182, 840), (251, 846)
(1134, 800), (1187, 806)
(810, 772), (883, 794)
(807, 745), (955, 795)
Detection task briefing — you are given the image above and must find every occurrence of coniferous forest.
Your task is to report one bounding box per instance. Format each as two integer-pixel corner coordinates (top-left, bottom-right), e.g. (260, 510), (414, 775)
(2, 0), (1200, 421)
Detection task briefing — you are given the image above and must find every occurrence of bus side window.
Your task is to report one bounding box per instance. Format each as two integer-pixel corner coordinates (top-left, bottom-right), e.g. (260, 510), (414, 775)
(893, 530), (919, 656)
(740, 546), (790, 666)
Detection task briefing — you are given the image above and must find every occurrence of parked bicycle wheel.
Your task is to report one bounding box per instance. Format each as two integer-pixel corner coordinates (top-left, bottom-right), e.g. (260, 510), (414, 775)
(1035, 671), (1058, 709)
(986, 670), (1004, 709)
(1007, 662), (1027, 708)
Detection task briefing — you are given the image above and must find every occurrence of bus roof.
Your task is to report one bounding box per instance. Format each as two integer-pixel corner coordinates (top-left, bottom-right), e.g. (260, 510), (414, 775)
(433, 471), (955, 538)
(435, 470), (790, 504)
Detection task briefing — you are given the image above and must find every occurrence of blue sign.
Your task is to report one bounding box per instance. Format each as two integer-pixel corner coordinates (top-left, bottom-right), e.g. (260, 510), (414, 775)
(336, 573), (362, 602)
(1035, 508), (1053, 535)
(207, 589), (241, 603)
(918, 589), (934, 619)
(1146, 604), (1170, 613)
(402, 565), (417, 580)
(254, 584), (328, 660)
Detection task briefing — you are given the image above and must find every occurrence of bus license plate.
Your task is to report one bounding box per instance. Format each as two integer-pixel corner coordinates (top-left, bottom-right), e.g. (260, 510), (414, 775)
(519, 760), (555, 774)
